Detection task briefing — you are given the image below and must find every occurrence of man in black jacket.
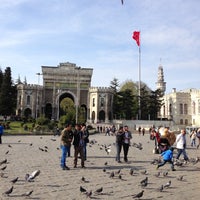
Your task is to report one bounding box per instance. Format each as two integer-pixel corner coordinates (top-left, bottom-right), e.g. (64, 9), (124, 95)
(73, 124), (85, 168)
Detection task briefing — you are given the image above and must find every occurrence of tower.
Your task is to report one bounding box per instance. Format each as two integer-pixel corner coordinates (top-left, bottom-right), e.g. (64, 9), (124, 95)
(156, 64), (166, 95)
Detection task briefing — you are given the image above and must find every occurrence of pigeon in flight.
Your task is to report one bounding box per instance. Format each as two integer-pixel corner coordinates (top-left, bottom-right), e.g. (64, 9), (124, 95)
(25, 170), (40, 181)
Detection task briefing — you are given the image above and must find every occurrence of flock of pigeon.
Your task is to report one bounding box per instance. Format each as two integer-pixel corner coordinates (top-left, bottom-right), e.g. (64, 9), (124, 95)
(1, 135), (200, 199)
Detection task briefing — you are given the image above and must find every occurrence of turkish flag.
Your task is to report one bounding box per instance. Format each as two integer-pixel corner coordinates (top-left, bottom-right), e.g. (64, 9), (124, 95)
(132, 31), (140, 46)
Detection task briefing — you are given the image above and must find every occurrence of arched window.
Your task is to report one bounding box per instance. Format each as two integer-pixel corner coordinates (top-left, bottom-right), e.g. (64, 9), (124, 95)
(27, 95), (30, 105)
(180, 119), (183, 125)
(185, 119), (188, 125)
(180, 104), (183, 114)
(184, 104), (188, 114)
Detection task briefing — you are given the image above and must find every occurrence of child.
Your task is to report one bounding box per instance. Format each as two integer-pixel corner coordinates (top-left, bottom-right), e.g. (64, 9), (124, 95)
(156, 147), (176, 171)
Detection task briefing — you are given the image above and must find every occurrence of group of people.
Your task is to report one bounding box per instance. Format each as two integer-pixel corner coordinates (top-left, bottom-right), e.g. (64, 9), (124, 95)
(60, 123), (89, 170)
(115, 125), (132, 163)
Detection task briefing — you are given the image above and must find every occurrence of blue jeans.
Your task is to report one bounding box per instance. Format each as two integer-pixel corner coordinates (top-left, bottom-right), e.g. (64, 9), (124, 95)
(158, 160), (174, 170)
(84, 143), (87, 160)
(116, 142), (122, 162)
(60, 145), (70, 167)
(176, 148), (189, 161)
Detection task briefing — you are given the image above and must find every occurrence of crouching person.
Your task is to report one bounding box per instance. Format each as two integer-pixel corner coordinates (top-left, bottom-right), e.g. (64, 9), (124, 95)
(157, 147), (176, 171)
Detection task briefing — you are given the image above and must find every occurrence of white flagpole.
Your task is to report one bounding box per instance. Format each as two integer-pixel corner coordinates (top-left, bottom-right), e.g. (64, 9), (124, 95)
(138, 43), (141, 120)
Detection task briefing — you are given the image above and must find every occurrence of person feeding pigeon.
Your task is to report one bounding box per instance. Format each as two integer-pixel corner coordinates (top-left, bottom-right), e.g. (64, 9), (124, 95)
(156, 147), (176, 171)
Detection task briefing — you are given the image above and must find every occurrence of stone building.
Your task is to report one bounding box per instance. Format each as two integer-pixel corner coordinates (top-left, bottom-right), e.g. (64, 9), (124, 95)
(16, 62), (114, 123)
(156, 64), (200, 127)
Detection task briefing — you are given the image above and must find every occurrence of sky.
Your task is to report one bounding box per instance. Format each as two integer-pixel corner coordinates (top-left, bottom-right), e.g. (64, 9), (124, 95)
(0, 0), (200, 94)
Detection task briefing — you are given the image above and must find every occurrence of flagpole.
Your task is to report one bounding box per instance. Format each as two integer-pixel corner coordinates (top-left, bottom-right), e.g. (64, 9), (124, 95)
(138, 45), (141, 120)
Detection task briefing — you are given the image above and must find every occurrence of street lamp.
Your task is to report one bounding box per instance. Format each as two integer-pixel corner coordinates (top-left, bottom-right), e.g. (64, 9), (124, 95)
(75, 67), (81, 124)
(36, 73), (42, 119)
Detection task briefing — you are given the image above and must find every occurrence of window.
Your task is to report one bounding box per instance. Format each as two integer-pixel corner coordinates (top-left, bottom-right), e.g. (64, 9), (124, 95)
(192, 101), (196, 115)
(184, 104), (188, 114)
(27, 95), (30, 105)
(180, 104), (183, 114)
(185, 119), (188, 125)
(100, 97), (104, 107)
(180, 119), (183, 124)
(169, 104), (172, 113)
(92, 98), (95, 107)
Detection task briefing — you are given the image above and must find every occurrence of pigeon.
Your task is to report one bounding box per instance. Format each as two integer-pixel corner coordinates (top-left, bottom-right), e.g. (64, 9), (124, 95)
(80, 186), (87, 193)
(163, 180), (171, 188)
(140, 177), (148, 187)
(140, 170), (147, 175)
(177, 175), (184, 181)
(0, 159), (7, 165)
(11, 177), (19, 184)
(0, 165), (7, 171)
(103, 168), (106, 172)
(86, 190), (92, 198)
(132, 190), (144, 199)
(130, 168), (134, 175)
(8, 144), (12, 148)
(95, 187), (103, 194)
(25, 170), (40, 181)
(116, 169), (121, 174)
(118, 174), (122, 179)
(109, 171), (115, 178)
(104, 162), (108, 166)
(3, 186), (13, 196)
(0, 172), (8, 178)
(157, 185), (164, 192)
(81, 176), (86, 182)
(163, 171), (168, 177)
(154, 171), (161, 177)
(21, 190), (33, 197)
(5, 151), (9, 155)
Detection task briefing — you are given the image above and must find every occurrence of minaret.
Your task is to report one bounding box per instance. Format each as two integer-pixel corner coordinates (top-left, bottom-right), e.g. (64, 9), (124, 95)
(156, 64), (166, 95)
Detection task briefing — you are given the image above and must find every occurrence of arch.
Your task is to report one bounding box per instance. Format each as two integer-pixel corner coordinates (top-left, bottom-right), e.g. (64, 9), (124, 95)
(57, 91), (75, 119)
(91, 111), (95, 123)
(45, 103), (52, 119)
(24, 108), (32, 119)
(99, 110), (105, 122)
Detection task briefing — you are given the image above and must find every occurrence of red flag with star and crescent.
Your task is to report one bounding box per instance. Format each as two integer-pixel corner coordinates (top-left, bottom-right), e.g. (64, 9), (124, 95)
(132, 31), (140, 46)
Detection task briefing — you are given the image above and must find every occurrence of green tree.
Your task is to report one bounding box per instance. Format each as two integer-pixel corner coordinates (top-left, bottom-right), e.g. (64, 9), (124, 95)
(0, 67), (17, 116)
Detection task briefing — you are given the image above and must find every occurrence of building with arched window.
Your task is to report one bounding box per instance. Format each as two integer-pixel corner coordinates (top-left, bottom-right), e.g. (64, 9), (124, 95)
(16, 62), (114, 123)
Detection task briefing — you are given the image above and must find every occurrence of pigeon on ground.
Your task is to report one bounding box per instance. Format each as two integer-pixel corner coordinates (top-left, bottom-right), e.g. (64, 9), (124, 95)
(3, 186), (13, 196)
(95, 187), (103, 194)
(21, 190), (33, 197)
(0, 165), (7, 171)
(154, 171), (161, 177)
(109, 171), (115, 178)
(0, 159), (7, 165)
(140, 177), (148, 187)
(177, 175), (184, 181)
(132, 190), (144, 199)
(5, 151), (9, 155)
(8, 144), (12, 148)
(156, 185), (164, 192)
(163, 171), (168, 177)
(130, 168), (134, 175)
(86, 190), (92, 198)
(163, 180), (171, 188)
(80, 186), (87, 193)
(11, 177), (19, 184)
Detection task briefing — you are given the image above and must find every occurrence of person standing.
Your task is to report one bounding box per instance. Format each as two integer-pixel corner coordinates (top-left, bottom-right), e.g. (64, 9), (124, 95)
(81, 123), (89, 161)
(60, 123), (73, 170)
(0, 123), (4, 144)
(73, 124), (85, 168)
(115, 126), (124, 163)
(176, 129), (189, 161)
(122, 125), (132, 162)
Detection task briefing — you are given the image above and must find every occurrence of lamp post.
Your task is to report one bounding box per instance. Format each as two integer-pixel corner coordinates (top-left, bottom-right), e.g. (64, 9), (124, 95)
(36, 73), (42, 119)
(75, 67), (81, 124)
